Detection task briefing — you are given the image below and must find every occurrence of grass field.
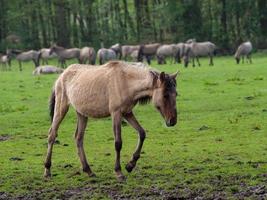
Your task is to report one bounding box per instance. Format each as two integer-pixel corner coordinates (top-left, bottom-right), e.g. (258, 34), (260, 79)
(0, 54), (267, 199)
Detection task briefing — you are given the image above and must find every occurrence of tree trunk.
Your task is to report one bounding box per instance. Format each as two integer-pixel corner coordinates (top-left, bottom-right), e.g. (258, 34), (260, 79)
(54, 0), (70, 47)
(258, 0), (267, 35)
(134, 0), (141, 42)
(220, 0), (229, 49)
(123, 0), (136, 41)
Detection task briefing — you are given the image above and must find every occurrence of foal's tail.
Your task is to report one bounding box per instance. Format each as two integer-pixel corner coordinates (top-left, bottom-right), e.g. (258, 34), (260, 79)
(49, 89), (56, 123)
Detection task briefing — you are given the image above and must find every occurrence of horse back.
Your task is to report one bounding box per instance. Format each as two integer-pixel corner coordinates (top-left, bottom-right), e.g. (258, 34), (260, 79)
(57, 62), (147, 117)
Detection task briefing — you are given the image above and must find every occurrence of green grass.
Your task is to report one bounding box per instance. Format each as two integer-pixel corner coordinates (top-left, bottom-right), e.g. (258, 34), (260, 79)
(0, 55), (267, 199)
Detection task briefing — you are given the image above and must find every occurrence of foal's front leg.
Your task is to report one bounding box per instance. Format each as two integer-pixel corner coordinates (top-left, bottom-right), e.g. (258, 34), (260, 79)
(124, 112), (146, 173)
(112, 111), (125, 181)
(75, 112), (95, 177)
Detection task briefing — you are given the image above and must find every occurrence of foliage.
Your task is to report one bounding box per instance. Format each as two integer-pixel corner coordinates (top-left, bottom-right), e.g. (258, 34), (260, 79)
(0, 0), (267, 52)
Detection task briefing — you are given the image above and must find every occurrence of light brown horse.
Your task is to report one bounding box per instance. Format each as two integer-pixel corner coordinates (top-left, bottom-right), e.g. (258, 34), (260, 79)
(80, 47), (96, 65)
(44, 61), (178, 181)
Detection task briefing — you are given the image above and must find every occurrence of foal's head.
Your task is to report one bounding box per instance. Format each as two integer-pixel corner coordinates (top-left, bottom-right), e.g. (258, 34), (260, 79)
(151, 71), (178, 127)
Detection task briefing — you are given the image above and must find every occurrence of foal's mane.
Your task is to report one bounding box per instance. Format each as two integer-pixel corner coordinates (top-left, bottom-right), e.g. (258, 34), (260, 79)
(107, 61), (157, 105)
(137, 96), (152, 105)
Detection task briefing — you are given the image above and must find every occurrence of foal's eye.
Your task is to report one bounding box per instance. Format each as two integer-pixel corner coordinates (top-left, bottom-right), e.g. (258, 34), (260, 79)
(164, 94), (169, 98)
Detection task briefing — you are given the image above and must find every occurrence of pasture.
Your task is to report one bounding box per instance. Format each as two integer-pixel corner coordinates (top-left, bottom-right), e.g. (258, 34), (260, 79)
(0, 54), (267, 199)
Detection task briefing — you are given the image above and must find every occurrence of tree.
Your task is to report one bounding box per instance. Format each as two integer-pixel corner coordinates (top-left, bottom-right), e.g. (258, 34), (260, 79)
(54, 0), (70, 47)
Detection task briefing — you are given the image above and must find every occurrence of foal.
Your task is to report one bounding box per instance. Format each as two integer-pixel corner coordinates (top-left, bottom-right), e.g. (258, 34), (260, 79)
(44, 61), (178, 181)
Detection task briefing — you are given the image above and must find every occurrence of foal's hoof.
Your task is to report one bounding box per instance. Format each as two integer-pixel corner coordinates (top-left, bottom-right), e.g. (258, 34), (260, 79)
(88, 172), (96, 178)
(43, 169), (51, 178)
(125, 162), (135, 173)
(116, 174), (126, 182)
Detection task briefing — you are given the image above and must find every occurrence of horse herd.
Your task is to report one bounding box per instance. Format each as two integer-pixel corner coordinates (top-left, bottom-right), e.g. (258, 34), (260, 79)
(0, 40), (253, 71)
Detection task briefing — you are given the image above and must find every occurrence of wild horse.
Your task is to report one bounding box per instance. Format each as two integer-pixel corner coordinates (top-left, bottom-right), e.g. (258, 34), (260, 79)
(44, 61), (178, 181)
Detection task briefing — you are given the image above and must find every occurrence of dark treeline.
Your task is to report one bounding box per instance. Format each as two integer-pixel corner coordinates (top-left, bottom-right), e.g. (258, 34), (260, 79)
(0, 0), (267, 53)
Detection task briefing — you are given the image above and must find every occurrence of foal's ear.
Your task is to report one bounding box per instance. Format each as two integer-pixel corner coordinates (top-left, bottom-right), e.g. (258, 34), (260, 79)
(150, 71), (159, 87)
(160, 72), (165, 82)
(170, 71), (179, 80)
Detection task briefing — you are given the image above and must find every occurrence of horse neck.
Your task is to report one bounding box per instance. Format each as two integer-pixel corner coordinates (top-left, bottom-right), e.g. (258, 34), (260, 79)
(128, 71), (154, 101)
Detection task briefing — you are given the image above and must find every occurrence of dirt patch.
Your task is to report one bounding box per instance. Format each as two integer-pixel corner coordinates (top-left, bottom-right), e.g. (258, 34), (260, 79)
(0, 192), (12, 200)
(0, 134), (10, 142)
(234, 185), (267, 199)
(9, 157), (23, 161)
(244, 96), (255, 100)
(3, 178), (267, 200)
(198, 125), (210, 131)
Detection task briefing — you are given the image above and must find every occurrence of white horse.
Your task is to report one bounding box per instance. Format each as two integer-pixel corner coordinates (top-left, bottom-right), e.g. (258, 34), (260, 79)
(234, 41), (252, 64)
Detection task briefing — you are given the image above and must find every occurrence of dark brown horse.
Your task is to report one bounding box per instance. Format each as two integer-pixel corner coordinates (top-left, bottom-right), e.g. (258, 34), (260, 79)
(44, 61), (178, 181)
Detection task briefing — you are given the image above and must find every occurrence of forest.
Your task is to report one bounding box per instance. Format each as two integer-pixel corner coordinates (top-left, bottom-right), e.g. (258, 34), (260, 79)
(0, 0), (267, 53)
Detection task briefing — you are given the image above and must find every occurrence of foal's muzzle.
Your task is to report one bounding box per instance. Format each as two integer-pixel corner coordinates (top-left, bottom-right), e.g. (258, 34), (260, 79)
(166, 117), (177, 127)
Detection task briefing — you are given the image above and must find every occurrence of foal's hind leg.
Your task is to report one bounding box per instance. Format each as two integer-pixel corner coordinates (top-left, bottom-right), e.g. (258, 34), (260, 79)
(44, 94), (69, 178)
(124, 112), (146, 173)
(112, 111), (125, 181)
(75, 112), (95, 177)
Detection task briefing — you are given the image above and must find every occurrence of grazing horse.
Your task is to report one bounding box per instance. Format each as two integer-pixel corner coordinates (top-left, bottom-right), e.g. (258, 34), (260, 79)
(49, 45), (80, 68)
(7, 49), (41, 71)
(110, 43), (122, 59)
(40, 48), (57, 65)
(121, 45), (140, 60)
(97, 48), (116, 64)
(137, 43), (161, 65)
(0, 53), (11, 70)
(183, 41), (216, 67)
(234, 41), (252, 64)
(156, 44), (184, 64)
(32, 65), (64, 75)
(44, 61), (178, 181)
(80, 47), (96, 65)
(156, 44), (176, 64)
